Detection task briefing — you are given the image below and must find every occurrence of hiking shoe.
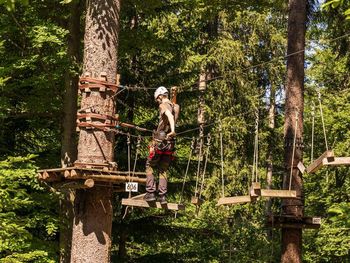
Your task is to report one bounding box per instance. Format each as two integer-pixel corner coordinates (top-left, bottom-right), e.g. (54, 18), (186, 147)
(144, 192), (156, 202)
(159, 195), (167, 205)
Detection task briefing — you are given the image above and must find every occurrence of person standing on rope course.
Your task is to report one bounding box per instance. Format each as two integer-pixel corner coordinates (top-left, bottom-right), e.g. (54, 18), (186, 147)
(144, 86), (180, 204)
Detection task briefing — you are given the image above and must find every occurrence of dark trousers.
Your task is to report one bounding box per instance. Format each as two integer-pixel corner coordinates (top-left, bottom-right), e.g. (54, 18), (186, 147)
(145, 154), (172, 195)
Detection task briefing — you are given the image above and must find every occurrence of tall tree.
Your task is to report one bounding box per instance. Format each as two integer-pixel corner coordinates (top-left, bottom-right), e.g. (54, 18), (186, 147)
(70, 0), (121, 262)
(282, 0), (306, 262)
(59, 1), (82, 262)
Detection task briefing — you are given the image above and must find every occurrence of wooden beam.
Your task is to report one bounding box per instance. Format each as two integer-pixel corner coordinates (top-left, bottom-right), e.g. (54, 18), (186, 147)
(37, 171), (62, 182)
(53, 179), (95, 190)
(261, 189), (297, 198)
(121, 198), (185, 211)
(323, 157), (350, 166)
(38, 167), (147, 177)
(38, 169), (146, 184)
(71, 174), (146, 184)
(216, 195), (251, 206)
(306, 150), (334, 173)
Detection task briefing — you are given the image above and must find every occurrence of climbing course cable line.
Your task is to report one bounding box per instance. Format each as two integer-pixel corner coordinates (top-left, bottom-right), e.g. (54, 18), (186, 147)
(117, 33), (350, 92)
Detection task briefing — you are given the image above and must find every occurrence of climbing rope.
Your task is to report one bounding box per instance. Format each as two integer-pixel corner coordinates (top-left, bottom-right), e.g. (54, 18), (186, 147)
(179, 137), (196, 204)
(194, 128), (204, 198)
(219, 121), (225, 198)
(317, 90), (329, 151)
(311, 102), (315, 162)
(252, 110), (259, 184)
(199, 133), (211, 200)
(127, 133), (132, 198)
(132, 135), (142, 177)
(289, 109), (299, 191)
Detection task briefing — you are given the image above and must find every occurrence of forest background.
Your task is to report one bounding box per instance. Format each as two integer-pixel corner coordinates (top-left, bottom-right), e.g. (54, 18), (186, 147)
(0, 0), (349, 262)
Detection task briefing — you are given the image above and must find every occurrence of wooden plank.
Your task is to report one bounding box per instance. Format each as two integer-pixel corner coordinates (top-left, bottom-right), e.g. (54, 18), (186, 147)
(121, 198), (185, 211)
(323, 157), (350, 166)
(216, 196), (251, 206)
(261, 189), (297, 198)
(306, 150), (334, 173)
(131, 193), (146, 200)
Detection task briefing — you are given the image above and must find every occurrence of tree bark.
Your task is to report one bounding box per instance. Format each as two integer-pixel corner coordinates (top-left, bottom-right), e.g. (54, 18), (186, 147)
(59, 1), (82, 262)
(281, 0), (306, 262)
(70, 1), (121, 262)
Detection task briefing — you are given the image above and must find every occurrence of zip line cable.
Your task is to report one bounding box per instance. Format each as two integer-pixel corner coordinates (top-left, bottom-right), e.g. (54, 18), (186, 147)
(112, 32), (350, 92)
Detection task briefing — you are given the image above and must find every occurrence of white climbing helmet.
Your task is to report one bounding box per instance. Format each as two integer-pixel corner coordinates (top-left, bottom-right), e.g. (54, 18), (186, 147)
(154, 86), (168, 100)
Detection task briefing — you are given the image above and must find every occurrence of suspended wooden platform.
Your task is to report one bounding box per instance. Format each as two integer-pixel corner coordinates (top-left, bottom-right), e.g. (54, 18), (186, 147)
(267, 215), (321, 229)
(121, 194), (185, 211)
(306, 150), (335, 173)
(37, 166), (147, 190)
(217, 182), (297, 206)
(306, 150), (350, 173)
(217, 195), (252, 206)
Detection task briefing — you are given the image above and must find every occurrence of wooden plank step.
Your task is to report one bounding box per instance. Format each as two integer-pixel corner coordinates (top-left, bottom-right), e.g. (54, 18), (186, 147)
(322, 157), (350, 166)
(121, 198), (185, 211)
(216, 195), (252, 206)
(260, 189), (297, 198)
(306, 150), (334, 173)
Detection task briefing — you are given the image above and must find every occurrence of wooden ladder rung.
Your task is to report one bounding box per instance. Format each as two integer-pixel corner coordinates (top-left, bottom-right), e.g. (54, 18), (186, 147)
(306, 150), (334, 173)
(260, 189), (297, 198)
(121, 198), (185, 211)
(216, 195), (252, 206)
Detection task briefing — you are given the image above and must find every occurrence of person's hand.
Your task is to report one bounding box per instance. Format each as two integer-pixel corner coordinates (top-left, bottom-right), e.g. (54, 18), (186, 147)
(166, 131), (176, 140)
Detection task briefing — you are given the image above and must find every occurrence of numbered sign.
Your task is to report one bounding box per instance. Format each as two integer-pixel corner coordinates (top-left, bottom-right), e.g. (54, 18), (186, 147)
(125, 182), (138, 192)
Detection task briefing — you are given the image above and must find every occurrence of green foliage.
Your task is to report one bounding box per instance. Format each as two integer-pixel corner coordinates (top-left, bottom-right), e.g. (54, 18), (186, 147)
(322, 0), (350, 20)
(1, 0), (350, 262)
(0, 0), (28, 11)
(0, 155), (58, 262)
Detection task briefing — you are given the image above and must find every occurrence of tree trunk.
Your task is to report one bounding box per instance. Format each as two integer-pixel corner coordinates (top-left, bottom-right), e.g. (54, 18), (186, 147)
(59, 1), (82, 262)
(70, 1), (121, 262)
(281, 0), (306, 262)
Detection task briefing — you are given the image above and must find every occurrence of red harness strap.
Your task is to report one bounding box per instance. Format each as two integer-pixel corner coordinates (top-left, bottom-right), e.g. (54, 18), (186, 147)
(155, 149), (173, 155)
